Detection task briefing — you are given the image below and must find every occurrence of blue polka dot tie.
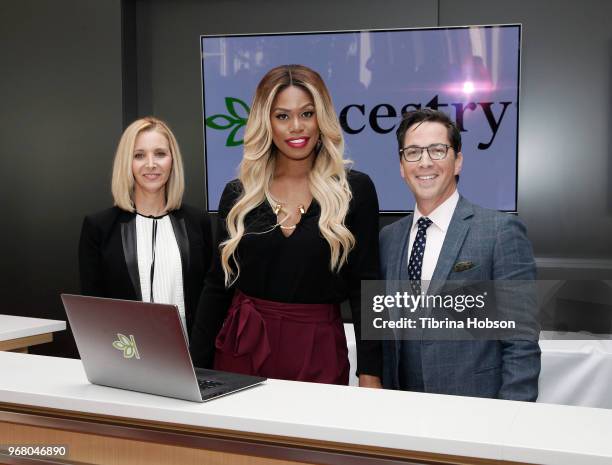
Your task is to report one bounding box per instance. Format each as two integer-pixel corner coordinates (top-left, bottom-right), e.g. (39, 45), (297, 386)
(408, 217), (433, 295)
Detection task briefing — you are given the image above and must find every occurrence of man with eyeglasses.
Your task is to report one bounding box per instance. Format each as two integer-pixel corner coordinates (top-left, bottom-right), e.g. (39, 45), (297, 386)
(379, 108), (540, 401)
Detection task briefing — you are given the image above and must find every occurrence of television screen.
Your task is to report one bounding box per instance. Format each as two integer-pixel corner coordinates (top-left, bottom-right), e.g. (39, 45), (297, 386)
(201, 25), (520, 212)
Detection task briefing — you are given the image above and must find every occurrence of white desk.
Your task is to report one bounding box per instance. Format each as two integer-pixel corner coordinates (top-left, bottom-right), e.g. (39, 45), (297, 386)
(538, 336), (612, 409)
(344, 325), (612, 409)
(0, 314), (66, 352)
(1, 351), (611, 465)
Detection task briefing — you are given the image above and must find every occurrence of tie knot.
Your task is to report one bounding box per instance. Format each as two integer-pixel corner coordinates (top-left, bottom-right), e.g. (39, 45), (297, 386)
(417, 217), (432, 231)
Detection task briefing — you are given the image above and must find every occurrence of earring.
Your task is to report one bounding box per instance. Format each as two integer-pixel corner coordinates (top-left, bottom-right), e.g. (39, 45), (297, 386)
(298, 204), (305, 215)
(315, 134), (323, 153)
(273, 203), (282, 215)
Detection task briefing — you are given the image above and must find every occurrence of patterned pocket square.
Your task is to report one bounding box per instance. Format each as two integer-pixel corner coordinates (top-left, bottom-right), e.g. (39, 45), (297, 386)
(453, 261), (476, 272)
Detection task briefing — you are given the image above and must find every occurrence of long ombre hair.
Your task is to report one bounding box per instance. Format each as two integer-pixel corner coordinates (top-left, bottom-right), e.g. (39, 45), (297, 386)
(220, 64), (355, 286)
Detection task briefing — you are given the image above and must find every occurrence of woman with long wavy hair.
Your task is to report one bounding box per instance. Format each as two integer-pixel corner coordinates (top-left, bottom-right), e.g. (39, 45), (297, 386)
(190, 65), (381, 387)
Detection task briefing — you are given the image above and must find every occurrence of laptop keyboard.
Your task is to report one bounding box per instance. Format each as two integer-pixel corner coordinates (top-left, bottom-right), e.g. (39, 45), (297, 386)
(197, 378), (223, 390)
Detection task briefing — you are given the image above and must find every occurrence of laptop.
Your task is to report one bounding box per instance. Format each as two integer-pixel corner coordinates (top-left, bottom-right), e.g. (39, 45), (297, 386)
(61, 294), (266, 402)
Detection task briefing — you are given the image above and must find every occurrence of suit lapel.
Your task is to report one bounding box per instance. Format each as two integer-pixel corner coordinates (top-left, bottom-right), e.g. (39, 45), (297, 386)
(169, 210), (190, 285)
(391, 214), (414, 281)
(387, 214), (414, 387)
(428, 196), (474, 295)
(387, 214), (414, 336)
(120, 213), (142, 300)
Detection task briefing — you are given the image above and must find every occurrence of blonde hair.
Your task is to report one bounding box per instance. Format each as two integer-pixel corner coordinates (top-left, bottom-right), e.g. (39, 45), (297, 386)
(111, 116), (185, 212)
(221, 65), (355, 286)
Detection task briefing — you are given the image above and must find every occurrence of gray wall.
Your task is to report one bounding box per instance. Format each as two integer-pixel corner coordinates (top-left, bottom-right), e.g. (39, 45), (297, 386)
(0, 0), (123, 356)
(440, 0), (612, 262)
(1, 0), (611, 356)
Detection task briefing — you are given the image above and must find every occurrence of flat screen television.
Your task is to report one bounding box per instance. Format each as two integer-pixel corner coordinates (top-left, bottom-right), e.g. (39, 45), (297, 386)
(201, 25), (521, 213)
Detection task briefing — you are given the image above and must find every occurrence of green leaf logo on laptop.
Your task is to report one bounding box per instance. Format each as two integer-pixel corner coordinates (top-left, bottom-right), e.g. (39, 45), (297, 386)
(112, 333), (140, 359)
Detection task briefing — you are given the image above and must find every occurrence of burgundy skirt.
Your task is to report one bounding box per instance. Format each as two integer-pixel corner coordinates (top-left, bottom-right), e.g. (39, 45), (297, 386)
(214, 291), (349, 385)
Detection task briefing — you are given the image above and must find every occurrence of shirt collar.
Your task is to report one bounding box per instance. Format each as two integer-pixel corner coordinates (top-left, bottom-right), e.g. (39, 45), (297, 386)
(412, 190), (460, 233)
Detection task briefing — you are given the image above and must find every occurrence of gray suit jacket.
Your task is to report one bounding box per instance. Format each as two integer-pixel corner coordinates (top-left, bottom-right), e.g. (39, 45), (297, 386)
(379, 196), (541, 401)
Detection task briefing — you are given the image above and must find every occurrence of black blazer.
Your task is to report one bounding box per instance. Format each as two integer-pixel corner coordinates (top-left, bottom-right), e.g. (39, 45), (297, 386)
(78, 205), (213, 336)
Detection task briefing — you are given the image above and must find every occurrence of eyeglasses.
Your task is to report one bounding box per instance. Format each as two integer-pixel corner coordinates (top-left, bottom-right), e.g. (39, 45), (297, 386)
(399, 143), (452, 162)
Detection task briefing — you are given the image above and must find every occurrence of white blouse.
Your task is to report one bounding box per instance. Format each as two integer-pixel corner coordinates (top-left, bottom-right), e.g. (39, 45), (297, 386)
(135, 214), (186, 335)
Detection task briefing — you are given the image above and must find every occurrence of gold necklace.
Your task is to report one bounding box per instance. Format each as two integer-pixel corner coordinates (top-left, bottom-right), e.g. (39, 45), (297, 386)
(274, 203), (306, 230)
(273, 203), (306, 215)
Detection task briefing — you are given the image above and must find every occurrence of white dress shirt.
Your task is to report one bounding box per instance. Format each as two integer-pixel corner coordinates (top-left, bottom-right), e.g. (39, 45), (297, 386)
(136, 214), (186, 335)
(406, 190), (460, 292)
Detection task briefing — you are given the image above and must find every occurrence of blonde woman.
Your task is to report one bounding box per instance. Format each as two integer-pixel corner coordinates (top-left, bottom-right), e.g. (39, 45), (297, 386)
(79, 117), (213, 338)
(190, 65), (382, 387)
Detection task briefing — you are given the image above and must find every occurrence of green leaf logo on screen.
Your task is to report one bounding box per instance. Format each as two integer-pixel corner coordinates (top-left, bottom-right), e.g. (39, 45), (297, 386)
(205, 97), (250, 147)
(112, 333), (140, 359)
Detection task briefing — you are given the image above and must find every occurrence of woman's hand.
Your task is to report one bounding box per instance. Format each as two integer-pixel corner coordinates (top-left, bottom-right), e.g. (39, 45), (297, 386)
(358, 374), (382, 388)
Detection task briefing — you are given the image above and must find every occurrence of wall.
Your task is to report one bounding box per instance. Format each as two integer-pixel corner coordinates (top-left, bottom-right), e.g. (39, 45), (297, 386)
(0, 0), (123, 356)
(440, 0), (612, 262)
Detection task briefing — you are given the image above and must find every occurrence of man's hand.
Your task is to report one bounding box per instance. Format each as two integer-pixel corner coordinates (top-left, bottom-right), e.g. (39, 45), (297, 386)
(358, 374), (382, 388)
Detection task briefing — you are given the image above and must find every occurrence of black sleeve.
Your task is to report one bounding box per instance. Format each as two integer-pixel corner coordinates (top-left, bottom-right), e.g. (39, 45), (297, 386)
(199, 210), (214, 276)
(346, 172), (383, 377)
(190, 182), (241, 368)
(184, 207), (214, 339)
(78, 215), (104, 297)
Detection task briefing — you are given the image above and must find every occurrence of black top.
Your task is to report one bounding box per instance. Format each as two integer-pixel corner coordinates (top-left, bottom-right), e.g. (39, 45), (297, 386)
(190, 170), (382, 376)
(79, 205), (213, 337)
